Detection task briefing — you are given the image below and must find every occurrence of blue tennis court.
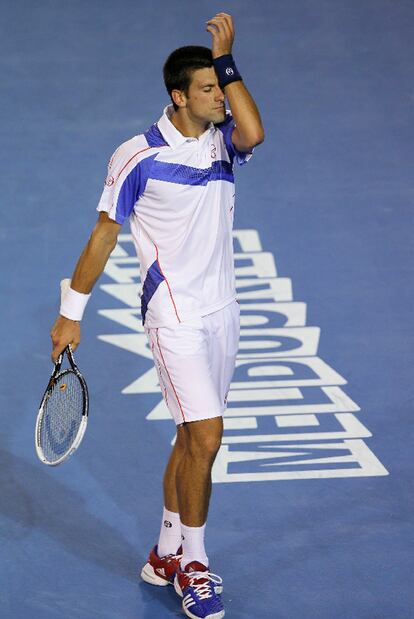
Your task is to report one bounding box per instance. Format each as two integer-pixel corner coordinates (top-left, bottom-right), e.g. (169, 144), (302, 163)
(1, 1), (413, 617)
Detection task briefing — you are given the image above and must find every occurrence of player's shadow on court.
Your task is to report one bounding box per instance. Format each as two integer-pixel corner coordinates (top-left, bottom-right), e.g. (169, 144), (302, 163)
(0, 448), (186, 615)
(0, 448), (140, 582)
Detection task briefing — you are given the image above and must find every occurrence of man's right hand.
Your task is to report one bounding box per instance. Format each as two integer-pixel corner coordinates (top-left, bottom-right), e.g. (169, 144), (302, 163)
(50, 315), (81, 362)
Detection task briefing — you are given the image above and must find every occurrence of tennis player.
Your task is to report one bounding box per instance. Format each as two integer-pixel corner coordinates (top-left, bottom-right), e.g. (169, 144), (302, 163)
(50, 12), (264, 619)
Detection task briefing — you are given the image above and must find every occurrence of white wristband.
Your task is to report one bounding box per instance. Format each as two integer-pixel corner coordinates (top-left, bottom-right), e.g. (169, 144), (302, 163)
(60, 287), (91, 321)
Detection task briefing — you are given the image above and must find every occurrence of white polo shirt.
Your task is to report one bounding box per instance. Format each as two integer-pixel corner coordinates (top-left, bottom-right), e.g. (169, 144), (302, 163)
(97, 104), (252, 327)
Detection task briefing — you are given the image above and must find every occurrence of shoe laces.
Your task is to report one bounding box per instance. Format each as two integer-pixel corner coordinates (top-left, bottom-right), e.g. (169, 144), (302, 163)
(187, 571), (223, 600)
(165, 551), (182, 564)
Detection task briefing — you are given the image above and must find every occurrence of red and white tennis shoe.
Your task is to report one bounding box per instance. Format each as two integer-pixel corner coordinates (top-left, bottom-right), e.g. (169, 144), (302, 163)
(140, 545), (183, 586)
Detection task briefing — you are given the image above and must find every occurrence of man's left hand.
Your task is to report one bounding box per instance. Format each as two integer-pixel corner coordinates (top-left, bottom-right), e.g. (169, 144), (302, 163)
(206, 12), (235, 59)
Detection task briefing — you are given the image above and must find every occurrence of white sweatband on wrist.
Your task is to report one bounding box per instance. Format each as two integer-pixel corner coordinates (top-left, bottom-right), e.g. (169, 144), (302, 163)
(60, 287), (91, 321)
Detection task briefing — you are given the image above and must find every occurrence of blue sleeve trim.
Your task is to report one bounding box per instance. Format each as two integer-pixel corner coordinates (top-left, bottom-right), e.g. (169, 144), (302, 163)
(144, 123), (169, 147)
(115, 153), (158, 223)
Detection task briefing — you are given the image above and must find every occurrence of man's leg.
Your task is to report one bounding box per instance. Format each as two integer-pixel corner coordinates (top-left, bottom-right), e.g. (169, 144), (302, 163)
(154, 414), (222, 562)
(163, 424), (187, 513)
(140, 426), (187, 586)
(156, 425), (187, 557)
(177, 417), (223, 525)
(176, 416), (223, 568)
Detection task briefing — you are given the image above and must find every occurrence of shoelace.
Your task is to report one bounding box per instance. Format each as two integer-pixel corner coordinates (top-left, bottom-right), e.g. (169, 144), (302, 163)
(187, 571), (223, 600)
(164, 552), (183, 564)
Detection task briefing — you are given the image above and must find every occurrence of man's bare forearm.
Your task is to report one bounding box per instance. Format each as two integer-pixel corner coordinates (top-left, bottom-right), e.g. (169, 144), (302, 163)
(50, 214), (120, 361)
(224, 80), (264, 151)
(70, 214), (120, 294)
(206, 12), (264, 152)
(71, 234), (116, 294)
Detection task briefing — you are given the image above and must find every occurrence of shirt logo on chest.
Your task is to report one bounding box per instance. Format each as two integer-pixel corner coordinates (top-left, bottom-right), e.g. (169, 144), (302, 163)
(210, 144), (217, 159)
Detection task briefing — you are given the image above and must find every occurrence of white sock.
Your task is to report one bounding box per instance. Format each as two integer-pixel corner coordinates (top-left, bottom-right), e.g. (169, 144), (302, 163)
(157, 507), (182, 558)
(180, 522), (209, 570)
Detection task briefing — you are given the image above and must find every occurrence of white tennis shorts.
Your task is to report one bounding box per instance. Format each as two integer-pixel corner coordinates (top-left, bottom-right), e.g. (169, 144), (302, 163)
(145, 300), (240, 425)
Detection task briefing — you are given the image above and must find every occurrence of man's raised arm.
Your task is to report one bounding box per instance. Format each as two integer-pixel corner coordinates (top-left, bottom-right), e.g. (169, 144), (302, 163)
(50, 212), (121, 362)
(207, 12), (265, 152)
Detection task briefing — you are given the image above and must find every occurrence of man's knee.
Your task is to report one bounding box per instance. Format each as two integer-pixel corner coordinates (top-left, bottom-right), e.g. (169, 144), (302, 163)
(185, 417), (223, 461)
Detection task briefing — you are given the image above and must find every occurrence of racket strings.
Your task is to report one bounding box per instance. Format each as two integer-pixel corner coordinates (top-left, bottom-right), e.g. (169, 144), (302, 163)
(39, 371), (85, 463)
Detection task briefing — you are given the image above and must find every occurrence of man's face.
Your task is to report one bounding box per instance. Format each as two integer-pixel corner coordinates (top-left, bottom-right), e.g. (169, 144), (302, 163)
(182, 67), (226, 124)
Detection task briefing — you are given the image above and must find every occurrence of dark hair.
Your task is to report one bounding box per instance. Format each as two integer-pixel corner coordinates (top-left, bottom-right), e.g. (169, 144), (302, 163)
(163, 46), (213, 110)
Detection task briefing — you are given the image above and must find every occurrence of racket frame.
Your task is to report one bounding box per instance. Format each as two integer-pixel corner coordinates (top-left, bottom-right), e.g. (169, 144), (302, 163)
(35, 345), (89, 466)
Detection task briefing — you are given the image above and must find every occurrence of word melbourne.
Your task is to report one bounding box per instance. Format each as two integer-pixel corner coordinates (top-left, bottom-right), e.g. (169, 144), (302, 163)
(97, 230), (388, 483)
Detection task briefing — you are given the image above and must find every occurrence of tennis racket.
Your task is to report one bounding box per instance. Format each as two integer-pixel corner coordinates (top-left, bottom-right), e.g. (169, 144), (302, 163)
(35, 345), (89, 465)
(36, 277), (89, 465)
